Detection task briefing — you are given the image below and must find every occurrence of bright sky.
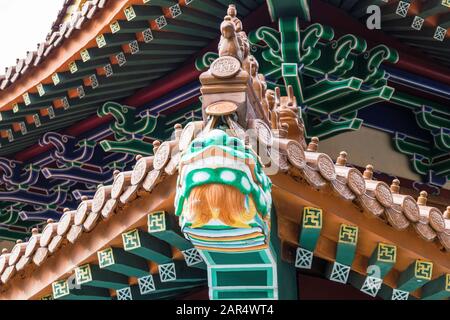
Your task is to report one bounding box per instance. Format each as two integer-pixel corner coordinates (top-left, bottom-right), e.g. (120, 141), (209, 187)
(0, 0), (65, 72)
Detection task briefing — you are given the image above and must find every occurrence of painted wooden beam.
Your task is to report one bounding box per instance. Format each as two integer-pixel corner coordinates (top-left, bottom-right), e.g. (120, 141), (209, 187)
(397, 260), (434, 292)
(326, 224), (359, 284)
(97, 247), (149, 278)
(294, 207), (322, 269)
(74, 263), (129, 290)
(147, 211), (193, 251)
(52, 278), (111, 300)
(122, 228), (173, 264)
(157, 260), (207, 283)
(420, 273), (450, 300)
(349, 242), (397, 297)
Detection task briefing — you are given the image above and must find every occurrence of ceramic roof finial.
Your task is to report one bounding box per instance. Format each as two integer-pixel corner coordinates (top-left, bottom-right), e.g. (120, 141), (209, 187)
(153, 140), (161, 152)
(307, 137), (319, 152)
(417, 191), (428, 206)
(390, 179), (400, 194)
(336, 151), (348, 166)
(363, 164), (374, 180)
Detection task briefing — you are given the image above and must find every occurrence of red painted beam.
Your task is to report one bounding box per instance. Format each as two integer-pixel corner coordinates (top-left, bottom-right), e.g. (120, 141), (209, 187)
(14, 62), (204, 161)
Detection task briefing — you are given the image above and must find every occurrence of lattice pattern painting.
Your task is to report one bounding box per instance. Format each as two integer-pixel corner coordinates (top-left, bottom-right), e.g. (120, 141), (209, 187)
(395, 1), (410, 17)
(170, 4), (182, 18)
(155, 16), (167, 29)
(434, 26), (447, 41)
(116, 52), (127, 66)
(329, 262), (351, 284)
(159, 263), (177, 282)
(411, 16), (424, 30)
(360, 276), (383, 297)
(117, 287), (133, 300)
(105, 64), (114, 77)
(295, 247), (313, 269)
(392, 289), (409, 300)
(143, 28), (154, 43)
(182, 248), (204, 266)
(138, 275), (156, 295)
(129, 40), (140, 55)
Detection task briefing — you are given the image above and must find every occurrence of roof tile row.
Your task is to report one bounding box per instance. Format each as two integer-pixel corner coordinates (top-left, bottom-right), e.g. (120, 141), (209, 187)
(0, 0), (109, 91)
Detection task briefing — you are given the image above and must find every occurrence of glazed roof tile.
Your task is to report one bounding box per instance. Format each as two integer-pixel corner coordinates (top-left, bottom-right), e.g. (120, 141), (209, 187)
(0, 0), (109, 91)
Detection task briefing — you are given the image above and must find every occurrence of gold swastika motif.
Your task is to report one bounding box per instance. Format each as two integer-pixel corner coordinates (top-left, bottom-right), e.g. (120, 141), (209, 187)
(52, 280), (69, 299)
(302, 207), (322, 229)
(442, 0), (450, 8)
(110, 21), (121, 33)
(414, 260), (433, 280)
(122, 229), (141, 250)
(339, 224), (358, 244)
(446, 274), (450, 292)
(124, 6), (136, 21)
(148, 211), (166, 233)
(377, 243), (396, 263)
(96, 34), (106, 48)
(98, 248), (115, 268)
(75, 264), (93, 285)
(52, 73), (60, 85)
(80, 49), (90, 62)
(69, 61), (78, 74)
(23, 93), (30, 105)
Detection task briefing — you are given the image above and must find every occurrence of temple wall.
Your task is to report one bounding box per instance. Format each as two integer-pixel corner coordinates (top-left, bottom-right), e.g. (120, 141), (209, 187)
(319, 126), (450, 190)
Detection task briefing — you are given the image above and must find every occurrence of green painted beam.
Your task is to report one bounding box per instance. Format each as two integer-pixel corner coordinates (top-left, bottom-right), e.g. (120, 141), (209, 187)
(295, 207), (322, 270)
(167, 5), (220, 29)
(161, 18), (217, 38)
(378, 283), (412, 300)
(271, 207), (297, 299)
(397, 260), (433, 292)
(122, 5), (163, 22)
(75, 263), (129, 290)
(266, 0), (310, 21)
(420, 0), (449, 18)
(157, 260), (207, 283)
(79, 46), (123, 63)
(421, 274), (450, 300)
(52, 279), (111, 300)
(183, 0), (228, 18)
(122, 228), (173, 264)
(147, 211), (193, 251)
(109, 19), (151, 34)
(348, 243), (397, 297)
(367, 243), (397, 279)
(98, 247), (150, 278)
(326, 224), (358, 284)
(116, 282), (204, 300)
